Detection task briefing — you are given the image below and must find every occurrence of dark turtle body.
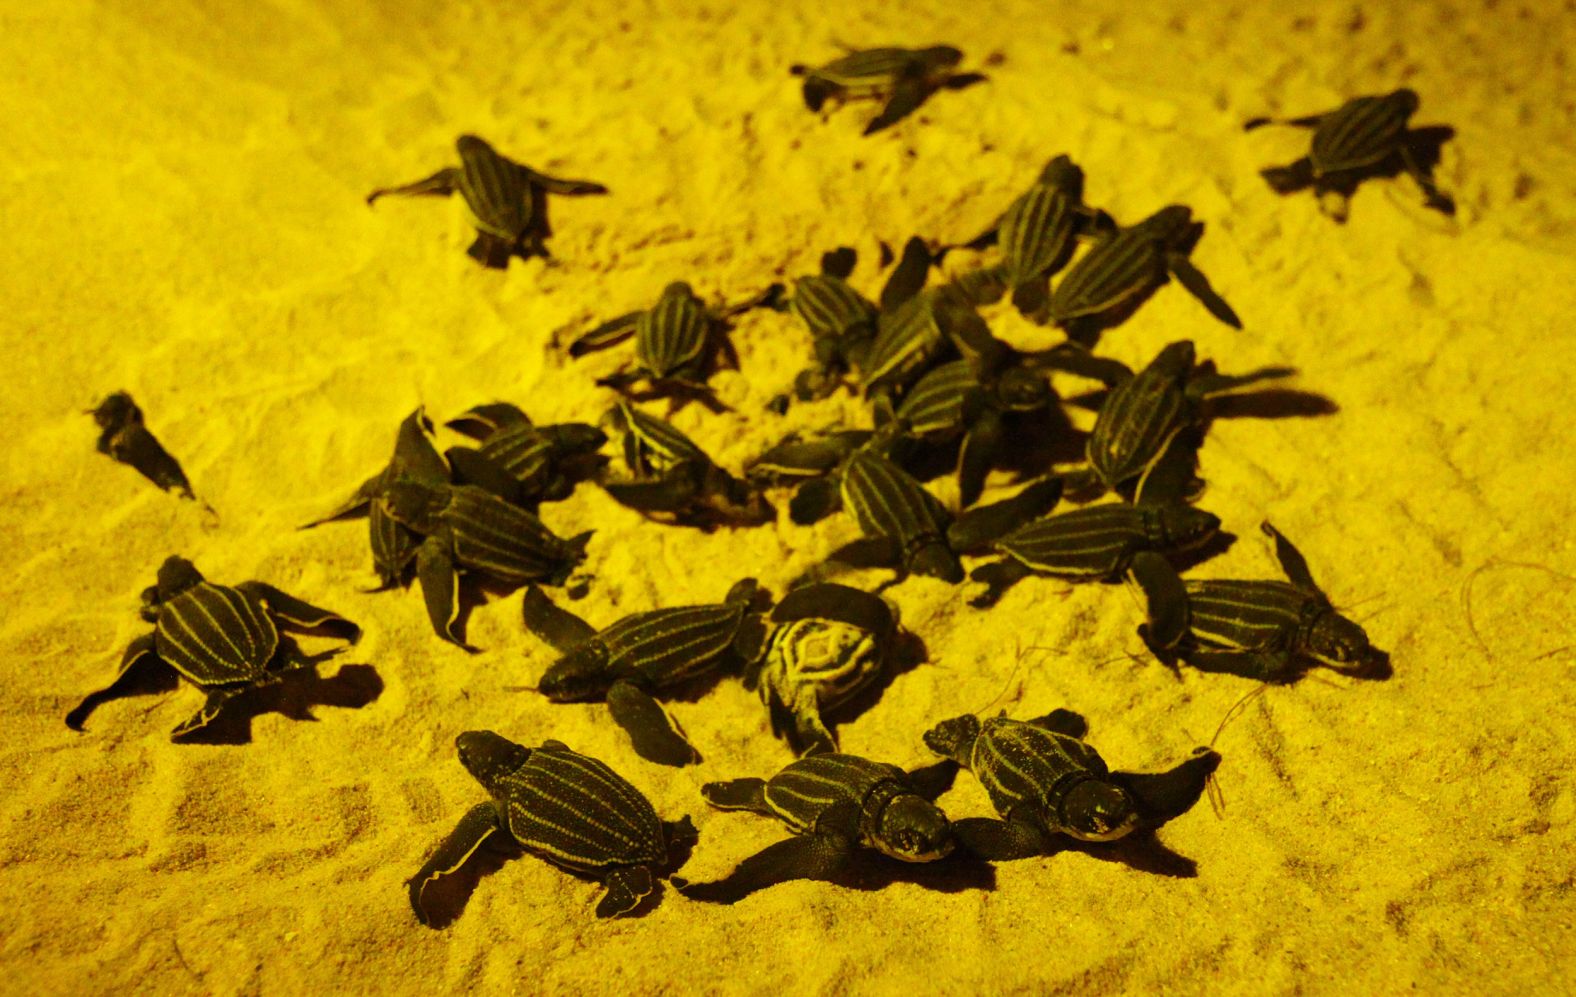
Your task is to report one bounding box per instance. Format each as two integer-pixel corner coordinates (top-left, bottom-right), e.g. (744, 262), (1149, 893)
(302, 408), (454, 590)
(367, 134), (608, 268)
(522, 579), (768, 766)
(1246, 88), (1454, 221)
(1045, 205), (1241, 340)
(599, 400), (771, 527)
(381, 477), (591, 648)
(923, 710), (1219, 859)
(65, 556), (359, 739)
(408, 732), (695, 925)
(568, 280), (782, 405)
(88, 391), (197, 501)
(1127, 521), (1388, 682)
(674, 752), (953, 903)
(748, 583), (899, 755)
(791, 45), (971, 135)
(445, 403), (607, 507)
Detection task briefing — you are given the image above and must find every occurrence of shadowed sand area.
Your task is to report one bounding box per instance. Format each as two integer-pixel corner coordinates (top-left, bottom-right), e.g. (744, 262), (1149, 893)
(3, 1), (1575, 993)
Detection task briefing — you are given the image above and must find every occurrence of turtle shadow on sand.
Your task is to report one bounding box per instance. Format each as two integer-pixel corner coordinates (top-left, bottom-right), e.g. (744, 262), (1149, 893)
(172, 664), (384, 746)
(410, 822), (699, 929)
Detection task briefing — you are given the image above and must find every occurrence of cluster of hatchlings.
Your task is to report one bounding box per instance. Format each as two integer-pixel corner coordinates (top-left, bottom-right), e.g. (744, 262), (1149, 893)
(75, 47), (1444, 922)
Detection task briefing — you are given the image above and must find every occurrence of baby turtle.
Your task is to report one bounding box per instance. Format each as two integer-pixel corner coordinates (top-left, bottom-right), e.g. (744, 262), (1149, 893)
(1245, 88), (1454, 221)
(859, 240), (1001, 398)
(367, 134), (608, 268)
(1127, 521), (1387, 682)
(747, 583), (899, 756)
(1045, 205), (1241, 340)
(673, 752), (954, 903)
(923, 710), (1219, 859)
(303, 408), (453, 590)
(792, 45), (971, 135)
(445, 402), (607, 507)
(65, 556), (359, 739)
(381, 477), (592, 648)
(88, 391), (196, 501)
(522, 580), (768, 766)
(568, 280), (782, 405)
(408, 732), (695, 925)
(778, 247), (880, 402)
(599, 400), (771, 528)
(1056, 339), (1292, 498)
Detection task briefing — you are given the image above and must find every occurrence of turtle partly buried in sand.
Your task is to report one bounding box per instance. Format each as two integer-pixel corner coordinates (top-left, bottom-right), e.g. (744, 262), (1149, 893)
(65, 556), (360, 740)
(408, 732), (695, 925)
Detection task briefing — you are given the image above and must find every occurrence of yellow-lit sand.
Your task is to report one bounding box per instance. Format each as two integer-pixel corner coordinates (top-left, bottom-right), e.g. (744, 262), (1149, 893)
(4, 1), (1574, 993)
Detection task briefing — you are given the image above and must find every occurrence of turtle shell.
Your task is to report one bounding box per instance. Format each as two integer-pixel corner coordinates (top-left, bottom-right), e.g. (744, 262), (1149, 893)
(635, 284), (711, 379)
(153, 582), (279, 687)
(967, 716), (1109, 827)
(593, 597), (754, 688)
(1310, 89), (1418, 176)
(896, 360), (975, 437)
(840, 449), (950, 546)
(760, 583), (895, 721)
(998, 182), (1079, 285)
(1086, 343), (1195, 488)
(996, 504), (1148, 578)
(762, 753), (906, 832)
(456, 135), (534, 242)
(473, 422), (557, 493)
(420, 484), (585, 584)
(498, 743), (667, 872)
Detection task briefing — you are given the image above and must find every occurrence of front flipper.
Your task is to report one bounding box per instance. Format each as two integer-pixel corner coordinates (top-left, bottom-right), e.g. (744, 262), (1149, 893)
(301, 470), (384, 527)
(1167, 254), (1242, 330)
(520, 585), (597, 652)
(1260, 521), (1320, 594)
(65, 634), (168, 731)
(700, 777), (769, 813)
(1024, 708), (1088, 739)
(788, 476), (843, 526)
(1112, 747), (1221, 829)
(407, 801), (501, 928)
(170, 684), (248, 741)
(673, 832), (852, 903)
(568, 312), (643, 357)
(864, 73), (931, 135)
(596, 865), (654, 918)
(445, 447), (525, 506)
(947, 477), (1062, 553)
(235, 582), (360, 643)
(967, 558), (1032, 608)
(1186, 649), (1293, 683)
(102, 423), (196, 499)
(1259, 158), (1315, 194)
(879, 237), (933, 311)
(1126, 551), (1190, 651)
(606, 679), (698, 767)
(953, 817), (1051, 861)
(956, 408), (1005, 510)
(602, 461), (706, 516)
(415, 534), (469, 649)
(367, 167), (459, 205)
(518, 166), (609, 197)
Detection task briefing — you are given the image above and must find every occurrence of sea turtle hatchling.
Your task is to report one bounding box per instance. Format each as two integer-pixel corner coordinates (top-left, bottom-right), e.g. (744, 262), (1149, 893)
(1126, 521), (1387, 682)
(1245, 88), (1454, 221)
(672, 752), (954, 903)
(444, 402), (607, 508)
(367, 134), (608, 268)
(777, 247), (880, 403)
(521, 580), (768, 766)
(747, 583), (900, 756)
(408, 732), (696, 925)
(87, 391), (197, 502)
(65, 556), (360, 739)
(791, 45), (970, 135)
(923, 710), (1219, 859)
(599, 400), (772, 527)
(567, 280), (783, 405)
(1044, 205), (1242, 340)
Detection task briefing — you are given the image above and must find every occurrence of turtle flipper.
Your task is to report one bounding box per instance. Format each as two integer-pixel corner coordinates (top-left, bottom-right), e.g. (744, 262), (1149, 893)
(791, 698), (837, 757)
(415, 534), (469, 649)
(606, 680), (698, 767)
(953, 817), (1050, 861)
(65, 634), (166, 731)
(1186, 649), (1292, 683)
(301, 470), (384, 527)
(699, 778), (769, 813)
(520, 586), (597, 652)
(518, 166), (608, 197)
(1399, 143), (1455, 216)
(787, 476), (844, 526)
(170, 684), (247, 741)
(602, 462), (705, 516)
(673, 832), (852, 903)
(568, 311), (642, 357)
(1260, 158), (1315, 194)
(1126, 551), (1190, 651)
(864, 74), (930, 135)
(967, 558), (1032, 609)
(1167, 254), (1242, 329)
(956, 410), (1005, 510)
(467, 232), (513, 269)
(1112, 746), (1221, 829)
(596, 865), (654, 918)
(947, 477), (1062, 553)
(407, 802), (502, 928)
(1024, 708), (1088, 739)
(235, 582), (360, 642)
(1261, 521), (1320, 593)
(97, 417), (196, 499)
(879, 237), (933, 311)
(366, 167), (459, 205)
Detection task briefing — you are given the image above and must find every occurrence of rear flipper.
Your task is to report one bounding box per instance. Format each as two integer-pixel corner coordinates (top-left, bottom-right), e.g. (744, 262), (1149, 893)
(466, 232), (514, 269)
(1399, 144), (1455, 216)
(864, 73), (932, 135)
(672, 832), (851, 903)
(607, 680), (699, 767)
(1112, 747), (1221, 830)
(407, 802), (501, 927)
(596, 865), (654, 918)
(953, 817), (1051, 861)
(170, 684), (249, 741)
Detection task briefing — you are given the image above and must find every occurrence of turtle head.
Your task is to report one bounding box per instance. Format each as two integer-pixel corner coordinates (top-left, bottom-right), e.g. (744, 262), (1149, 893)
(918, 46), (964, 71)
(90, 391), (139, 429)
(1036, 154), (1085, 198)
(993, 367), (1054, 413)
(1388, 88), (1421, 118)
(1307, 610), (1378, 674)
(873, 794), (954, 863)
(1058, 778), (1139, 842)
(922, 714), (981, 765)
(381, 476), (447, 533)
(661, 281), (697, 301)
(455, 134), (496, 162)
(906, 538), (965, 584)
(546, 422), (609, 457)
(1157, 505), (1221, 550)
(151, 556), (205, 609)
(1140, 206), (1196, 245)
(537, 651), (614, 702)
(456, 730), (532, 794)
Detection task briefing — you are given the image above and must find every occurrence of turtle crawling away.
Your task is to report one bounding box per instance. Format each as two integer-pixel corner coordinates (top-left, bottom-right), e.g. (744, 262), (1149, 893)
(923, 709), (1219, 859)
(65, 556), (360, 740)
(408, 732), (695, 925)
(673, 752), (953, 904)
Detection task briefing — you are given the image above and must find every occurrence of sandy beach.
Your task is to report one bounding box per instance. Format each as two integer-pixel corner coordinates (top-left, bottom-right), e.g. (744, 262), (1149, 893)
(3, 1), (1575, 993)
